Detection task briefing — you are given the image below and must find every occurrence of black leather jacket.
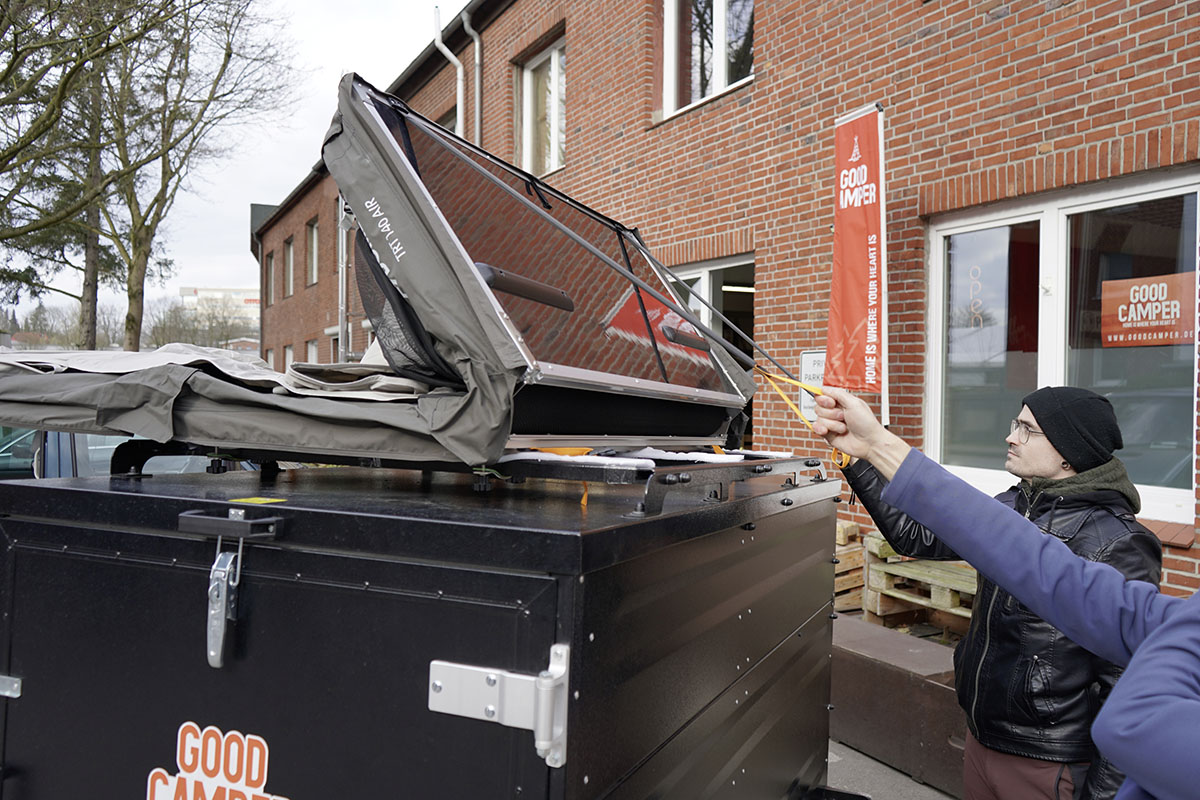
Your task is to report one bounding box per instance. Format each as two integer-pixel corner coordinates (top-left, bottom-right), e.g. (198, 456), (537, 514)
(845, 459), (1162, 800)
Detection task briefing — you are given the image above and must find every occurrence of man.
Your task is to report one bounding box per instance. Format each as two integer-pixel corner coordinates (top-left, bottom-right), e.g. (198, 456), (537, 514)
(841, 387), (1161, 800)
(811, 388), (1195, 800)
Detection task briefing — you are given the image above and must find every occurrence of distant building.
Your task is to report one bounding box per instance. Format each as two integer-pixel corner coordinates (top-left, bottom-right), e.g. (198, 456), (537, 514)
(220, 336), (261, 354)
(178, 286), (260, 327)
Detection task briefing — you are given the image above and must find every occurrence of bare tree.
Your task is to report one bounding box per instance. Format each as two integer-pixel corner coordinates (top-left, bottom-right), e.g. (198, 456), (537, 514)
(95, 0), (292, 350)
(0, 0), (196, 243)
(2, 0), (292, 350)
(143, 297), (193, 347)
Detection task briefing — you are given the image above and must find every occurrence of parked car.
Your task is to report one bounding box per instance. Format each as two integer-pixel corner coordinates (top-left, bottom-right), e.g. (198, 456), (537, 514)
(0, 428), (251, 480)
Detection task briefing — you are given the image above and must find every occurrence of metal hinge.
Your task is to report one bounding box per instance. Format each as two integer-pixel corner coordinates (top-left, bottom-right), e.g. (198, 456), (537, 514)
(428, 644), (570, 768)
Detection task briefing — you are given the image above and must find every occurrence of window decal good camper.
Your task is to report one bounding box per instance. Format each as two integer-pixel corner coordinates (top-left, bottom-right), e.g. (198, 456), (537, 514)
(146, 721), (289, 800)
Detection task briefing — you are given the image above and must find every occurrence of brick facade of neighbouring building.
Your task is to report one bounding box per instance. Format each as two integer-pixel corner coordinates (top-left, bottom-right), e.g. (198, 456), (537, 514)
(254, 0), (1200, 591)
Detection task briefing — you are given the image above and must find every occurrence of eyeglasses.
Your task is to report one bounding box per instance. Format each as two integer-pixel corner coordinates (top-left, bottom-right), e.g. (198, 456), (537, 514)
(1009, 419), (1046, 444)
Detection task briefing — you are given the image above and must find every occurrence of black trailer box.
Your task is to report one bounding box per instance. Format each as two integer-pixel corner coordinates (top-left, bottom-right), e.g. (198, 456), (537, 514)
(0, 458), (841, 799)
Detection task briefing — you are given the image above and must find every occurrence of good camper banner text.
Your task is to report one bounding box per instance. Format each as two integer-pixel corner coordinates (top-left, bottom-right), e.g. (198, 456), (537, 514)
(824, 104), (886, 392)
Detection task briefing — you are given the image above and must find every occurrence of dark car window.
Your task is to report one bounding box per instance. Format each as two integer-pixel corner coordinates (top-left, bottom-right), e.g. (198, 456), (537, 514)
(0, 427), (36, 479)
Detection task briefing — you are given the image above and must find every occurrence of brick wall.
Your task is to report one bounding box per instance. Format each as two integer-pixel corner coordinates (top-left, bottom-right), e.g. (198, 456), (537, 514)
(262, 0), (1200, 589)
(259, 174), (369, 364)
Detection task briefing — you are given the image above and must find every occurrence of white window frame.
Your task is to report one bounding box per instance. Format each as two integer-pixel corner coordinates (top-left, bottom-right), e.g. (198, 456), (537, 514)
(284, 238), (294, 297)
(264, 252), (274, 306)
(306, 339), (319, 364)
(668, 253), (754, 333)
(306, 219), (319, 285)
(662, 0), (754, 117)
(521, 38), (565, 175)
(264, 349), (274, 370)
(283, 344), (294, 369)
(927, 168), (1200, 523)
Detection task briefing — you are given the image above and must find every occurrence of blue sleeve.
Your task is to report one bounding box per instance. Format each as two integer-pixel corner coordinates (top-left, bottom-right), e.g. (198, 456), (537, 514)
(880, 449), (1178, 666)
(1091, 592), (1200, 799)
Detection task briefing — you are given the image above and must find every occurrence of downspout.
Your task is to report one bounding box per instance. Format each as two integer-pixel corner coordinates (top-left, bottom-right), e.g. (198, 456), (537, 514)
(461, 9), (482, 145)
(433, 6), (465, 139)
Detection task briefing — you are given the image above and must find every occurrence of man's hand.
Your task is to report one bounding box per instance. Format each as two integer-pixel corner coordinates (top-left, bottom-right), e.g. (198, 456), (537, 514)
(812, 387), (912, 480)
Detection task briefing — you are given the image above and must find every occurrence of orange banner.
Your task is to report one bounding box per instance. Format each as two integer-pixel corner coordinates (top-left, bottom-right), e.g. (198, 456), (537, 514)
(824, 105), (885, 392)
(1101, 271), (1195, 348)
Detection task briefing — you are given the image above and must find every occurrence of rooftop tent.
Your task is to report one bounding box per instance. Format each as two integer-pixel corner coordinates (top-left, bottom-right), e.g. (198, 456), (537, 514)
(322, 74), (754, 457)
(0, 75), (755, 470)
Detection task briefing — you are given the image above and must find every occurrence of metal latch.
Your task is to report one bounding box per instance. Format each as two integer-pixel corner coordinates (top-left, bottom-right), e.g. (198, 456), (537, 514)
(0, 675), (21, 698)
(428, 644), (570, 768)
(206, 541), (242, 669)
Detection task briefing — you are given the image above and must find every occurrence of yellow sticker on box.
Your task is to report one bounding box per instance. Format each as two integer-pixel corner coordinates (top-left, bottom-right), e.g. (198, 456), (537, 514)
(229, 497), (287, 505)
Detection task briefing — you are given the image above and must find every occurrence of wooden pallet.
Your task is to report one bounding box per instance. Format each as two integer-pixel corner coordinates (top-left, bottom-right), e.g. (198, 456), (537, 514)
(833, 521), (865, 612)
(863, 532), (977, 624)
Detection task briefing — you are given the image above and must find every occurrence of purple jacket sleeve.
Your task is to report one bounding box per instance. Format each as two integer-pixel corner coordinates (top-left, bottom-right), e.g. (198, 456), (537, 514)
(880, 449), (1178, 666)
(1090, 591), (1200, 799)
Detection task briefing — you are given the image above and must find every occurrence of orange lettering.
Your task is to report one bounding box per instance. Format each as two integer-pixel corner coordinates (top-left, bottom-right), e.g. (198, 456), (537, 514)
(228, 791), (247, 800)
(173, 774), (190, 800)
(244, 735), (268, 788)
(147, 768), (170, 799)
(201, 728), (223, 779)
(178, 722), (202, 773)
(223, 731), (246, 784)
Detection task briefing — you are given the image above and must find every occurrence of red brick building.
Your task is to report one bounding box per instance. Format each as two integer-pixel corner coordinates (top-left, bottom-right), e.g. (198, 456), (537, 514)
(254, 0), (1200, 590)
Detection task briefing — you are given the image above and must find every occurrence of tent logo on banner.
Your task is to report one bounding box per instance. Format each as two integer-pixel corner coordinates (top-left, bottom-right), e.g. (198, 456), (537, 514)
(848, 136), (863, 163)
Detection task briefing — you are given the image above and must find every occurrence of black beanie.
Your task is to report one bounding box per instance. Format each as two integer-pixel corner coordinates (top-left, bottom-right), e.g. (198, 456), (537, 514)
(1021, 386), (1123, 473)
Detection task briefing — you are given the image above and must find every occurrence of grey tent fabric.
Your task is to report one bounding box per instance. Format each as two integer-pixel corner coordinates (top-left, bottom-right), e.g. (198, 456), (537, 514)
(0, 360), (465, 463)
(319, 76), (533, 464)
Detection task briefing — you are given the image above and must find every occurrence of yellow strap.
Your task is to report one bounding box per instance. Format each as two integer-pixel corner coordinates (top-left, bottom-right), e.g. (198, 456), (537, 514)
(755, 367), (850, 469)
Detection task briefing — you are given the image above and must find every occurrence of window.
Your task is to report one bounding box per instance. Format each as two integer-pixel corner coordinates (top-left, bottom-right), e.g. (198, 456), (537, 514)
(330, 335), (340, 362)
(929, 172), (1198, 522)
(306, 218), (319, 284)
(436, 107), (457, 134)
(669, 256), (755, 445)
(264, 252), (274, 306)
(283, 344), (294, 369)
(521, 39), (565, 175)
(284, 238), (294, 297)
(265, 349), (274, 370)
(663, 0), (754, 115)
(306, 339), (318, 363)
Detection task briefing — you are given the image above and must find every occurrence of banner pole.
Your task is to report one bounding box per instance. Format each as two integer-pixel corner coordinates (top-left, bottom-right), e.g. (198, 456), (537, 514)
(876, 105), (890, 427)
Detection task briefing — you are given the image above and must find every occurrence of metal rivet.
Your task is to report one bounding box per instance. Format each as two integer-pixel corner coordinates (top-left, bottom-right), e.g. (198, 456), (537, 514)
(486, 674), (498, 687)
(589, 633), (595, 642)
(431, 681), (443, 693)
(574, 690), (580, 699)
(485, 705), (496, 718)
(583, 776), (589, 785)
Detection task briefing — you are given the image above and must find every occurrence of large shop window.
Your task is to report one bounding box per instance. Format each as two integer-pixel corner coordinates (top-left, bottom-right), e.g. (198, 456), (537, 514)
(662, 0), (754, 115)
(521, 40), (565, 176)
(929, 173), (1198, 522)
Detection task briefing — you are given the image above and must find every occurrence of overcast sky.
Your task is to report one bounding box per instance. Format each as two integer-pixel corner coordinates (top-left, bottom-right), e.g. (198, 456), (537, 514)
(25, 0), (468, 314)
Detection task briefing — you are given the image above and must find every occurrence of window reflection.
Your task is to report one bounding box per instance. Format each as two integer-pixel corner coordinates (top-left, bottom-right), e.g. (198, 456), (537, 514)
(942, 221), (1040, 468)
(1068, 194), (1196, 488)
